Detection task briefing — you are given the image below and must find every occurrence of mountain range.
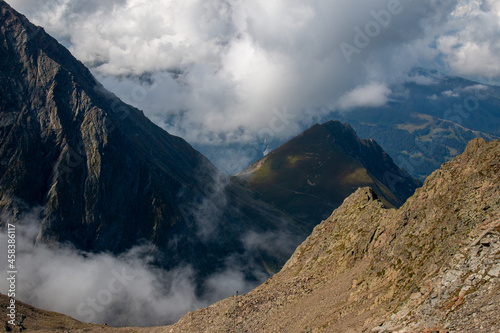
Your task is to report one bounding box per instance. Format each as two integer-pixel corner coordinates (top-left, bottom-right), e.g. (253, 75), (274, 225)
(1, 1), (499, 331)
(1, 138), (498, 332)
(0, 0), (416, 310)
(336, 69), (500, 181)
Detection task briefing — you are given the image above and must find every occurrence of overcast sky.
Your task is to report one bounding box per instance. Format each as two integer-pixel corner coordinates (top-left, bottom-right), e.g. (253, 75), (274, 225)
(8, 0), (500, 171)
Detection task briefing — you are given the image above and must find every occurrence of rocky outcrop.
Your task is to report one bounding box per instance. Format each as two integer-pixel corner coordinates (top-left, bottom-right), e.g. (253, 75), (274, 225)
(169, 138), (500, 332)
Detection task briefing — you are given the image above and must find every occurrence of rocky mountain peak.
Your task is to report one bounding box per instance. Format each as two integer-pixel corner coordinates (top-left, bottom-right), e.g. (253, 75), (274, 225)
(235, 120), (420, 232)
(321, 120), (361, 147)
(340, 186), (380, 208)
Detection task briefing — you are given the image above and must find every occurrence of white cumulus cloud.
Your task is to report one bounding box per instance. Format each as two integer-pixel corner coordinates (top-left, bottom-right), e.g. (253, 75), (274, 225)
(338, 82), (392, 110)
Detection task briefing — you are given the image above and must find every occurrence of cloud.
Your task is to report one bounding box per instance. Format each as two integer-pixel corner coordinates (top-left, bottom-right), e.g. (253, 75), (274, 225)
(181, 167), (230, 241)
(8, 0), (500, 174)
(437, 0), (500, 79)
(0, 212), (261, 326)
(440, 84), (490, 98)
(338, 82), (392, 110)
(442, 89), (460, 98)
(243, 230), (300, 264)
(463, 84), (489, 92)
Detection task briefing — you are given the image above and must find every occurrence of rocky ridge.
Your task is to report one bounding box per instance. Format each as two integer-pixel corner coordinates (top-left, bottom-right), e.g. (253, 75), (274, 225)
(169, 138), (500, 332)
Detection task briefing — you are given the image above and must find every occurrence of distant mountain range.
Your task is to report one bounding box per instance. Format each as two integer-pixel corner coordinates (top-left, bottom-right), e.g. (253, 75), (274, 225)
(197, 69), (500, 182)
(337, 69), (500, 181)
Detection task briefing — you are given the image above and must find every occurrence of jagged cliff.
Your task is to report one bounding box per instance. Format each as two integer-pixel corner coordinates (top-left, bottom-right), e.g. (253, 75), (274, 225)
(169, 138), (500, 332)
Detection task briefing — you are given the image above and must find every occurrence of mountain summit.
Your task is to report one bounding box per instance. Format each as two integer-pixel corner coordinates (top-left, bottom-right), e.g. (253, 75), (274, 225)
(235, 120), (420, 229)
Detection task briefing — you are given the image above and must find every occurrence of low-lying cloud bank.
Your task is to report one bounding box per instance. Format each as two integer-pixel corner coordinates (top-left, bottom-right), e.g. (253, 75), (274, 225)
(0, 212), (261, 327)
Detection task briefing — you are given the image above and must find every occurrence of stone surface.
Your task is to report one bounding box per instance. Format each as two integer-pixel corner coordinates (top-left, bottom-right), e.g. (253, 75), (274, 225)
(168, 138), (500, 332)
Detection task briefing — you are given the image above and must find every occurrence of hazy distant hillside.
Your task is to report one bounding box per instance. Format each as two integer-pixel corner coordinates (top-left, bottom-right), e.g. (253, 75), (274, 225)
(338, 70), (500, 180)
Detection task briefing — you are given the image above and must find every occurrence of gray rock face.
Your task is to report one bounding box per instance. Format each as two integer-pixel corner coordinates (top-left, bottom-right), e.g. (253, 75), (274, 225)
(0, 0), (300, 281)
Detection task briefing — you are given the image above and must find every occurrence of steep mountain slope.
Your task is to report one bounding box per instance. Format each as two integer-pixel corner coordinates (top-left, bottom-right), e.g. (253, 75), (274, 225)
(169, 138), (500, 332)
(235, 120), (420, 229)
(0, 0), (299, 284)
